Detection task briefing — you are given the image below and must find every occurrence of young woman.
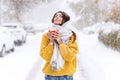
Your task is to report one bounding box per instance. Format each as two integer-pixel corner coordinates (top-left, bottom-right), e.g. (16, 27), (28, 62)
(40, 11), (79, 80)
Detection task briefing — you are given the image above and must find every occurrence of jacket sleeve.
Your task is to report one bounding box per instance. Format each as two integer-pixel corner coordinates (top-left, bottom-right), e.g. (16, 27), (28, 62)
(40, 33), (54, 62)
(58, 33), (79, 62)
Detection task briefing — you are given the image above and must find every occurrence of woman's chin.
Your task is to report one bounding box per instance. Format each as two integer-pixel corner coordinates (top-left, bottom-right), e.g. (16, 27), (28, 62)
(54, 23), (60, 25)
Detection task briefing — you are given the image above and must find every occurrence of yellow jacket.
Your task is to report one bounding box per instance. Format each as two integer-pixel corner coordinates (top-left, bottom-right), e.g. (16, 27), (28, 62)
(40, 32), (78, 76)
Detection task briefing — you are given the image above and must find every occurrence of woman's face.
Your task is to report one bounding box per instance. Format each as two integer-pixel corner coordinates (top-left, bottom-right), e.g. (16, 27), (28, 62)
(53, 13), (63, 25)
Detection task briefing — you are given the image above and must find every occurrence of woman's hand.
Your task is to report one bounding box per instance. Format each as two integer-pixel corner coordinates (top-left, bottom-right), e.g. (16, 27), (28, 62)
(47, 30), (63, 44)
(51, 30), (63, 44)
(47, 30), (55, 42)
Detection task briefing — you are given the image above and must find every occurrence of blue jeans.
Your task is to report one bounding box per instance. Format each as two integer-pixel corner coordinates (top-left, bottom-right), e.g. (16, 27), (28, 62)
(45, 75), (73, 80)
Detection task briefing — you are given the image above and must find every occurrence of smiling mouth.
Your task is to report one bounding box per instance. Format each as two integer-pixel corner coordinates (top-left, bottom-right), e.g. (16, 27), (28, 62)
(55, 19), (61, 22)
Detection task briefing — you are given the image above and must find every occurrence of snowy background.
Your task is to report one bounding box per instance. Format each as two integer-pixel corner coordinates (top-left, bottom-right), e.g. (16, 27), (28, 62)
(0, 0), (120, 80)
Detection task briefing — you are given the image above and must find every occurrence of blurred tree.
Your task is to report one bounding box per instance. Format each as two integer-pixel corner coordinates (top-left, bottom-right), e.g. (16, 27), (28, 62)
(105, 2), (120, 24)
(67, 0), (120, 29)
(68, 0), (99, 29)
(0, 0), (49, 23)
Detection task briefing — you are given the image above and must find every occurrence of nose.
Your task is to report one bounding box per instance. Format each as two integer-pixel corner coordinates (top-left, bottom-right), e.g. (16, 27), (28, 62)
(56, 15), (61, 19)
(55, 16), (59, 19)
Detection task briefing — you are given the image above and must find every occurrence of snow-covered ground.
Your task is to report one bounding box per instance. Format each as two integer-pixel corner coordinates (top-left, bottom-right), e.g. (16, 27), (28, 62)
(78, 32), (120, 80)
(0, 33), (42, 80)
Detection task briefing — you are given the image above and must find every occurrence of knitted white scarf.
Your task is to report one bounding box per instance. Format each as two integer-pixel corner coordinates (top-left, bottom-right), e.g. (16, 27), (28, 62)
(50, 24), (72, 71)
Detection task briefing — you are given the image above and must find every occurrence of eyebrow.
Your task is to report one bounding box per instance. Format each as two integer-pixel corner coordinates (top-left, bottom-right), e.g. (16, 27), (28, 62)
(55, 13), (63, 17)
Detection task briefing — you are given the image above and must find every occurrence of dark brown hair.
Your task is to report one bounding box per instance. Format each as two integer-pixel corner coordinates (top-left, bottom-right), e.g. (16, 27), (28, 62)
(52, 11), (70, 25)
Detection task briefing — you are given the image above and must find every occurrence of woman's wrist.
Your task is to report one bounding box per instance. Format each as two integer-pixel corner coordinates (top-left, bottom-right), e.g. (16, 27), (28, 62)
(49, 39), (54, 45)
(49, 41), (54, 45)
(57, 38), (63, 44)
